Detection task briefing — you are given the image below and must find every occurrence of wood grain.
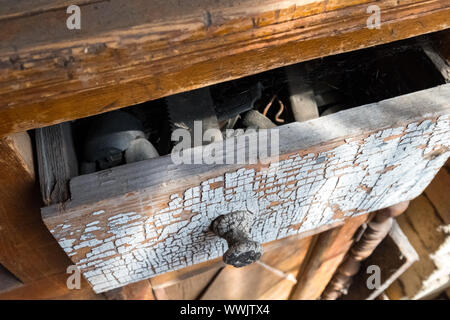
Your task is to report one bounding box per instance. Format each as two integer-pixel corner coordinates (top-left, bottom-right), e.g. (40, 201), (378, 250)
(289, 214), (369, 300)
(0, 131), (107, 299)
(36, 122), (79, 205)
(0, 0), (449, 136)
(0, 132), (71, 283)
(42, 85), (450, 293)
(200, 235), (312, 300)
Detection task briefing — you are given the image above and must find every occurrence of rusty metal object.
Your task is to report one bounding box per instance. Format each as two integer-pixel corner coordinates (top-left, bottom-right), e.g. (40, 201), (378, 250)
(321, 201), (410, 300)
(211, 211), (263, 268)
(263, 95), (285, 124)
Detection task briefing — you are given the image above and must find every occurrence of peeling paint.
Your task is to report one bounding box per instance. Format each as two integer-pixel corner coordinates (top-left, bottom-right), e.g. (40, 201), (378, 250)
(49, 116), (450, 293)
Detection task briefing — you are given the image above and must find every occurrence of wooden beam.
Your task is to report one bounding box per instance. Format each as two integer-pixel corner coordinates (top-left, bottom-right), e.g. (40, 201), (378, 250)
(41, 85), (450, 293)
(0, 132), (105, 299)
(0, 132), (71, 283)
(0, 0), (449, 136)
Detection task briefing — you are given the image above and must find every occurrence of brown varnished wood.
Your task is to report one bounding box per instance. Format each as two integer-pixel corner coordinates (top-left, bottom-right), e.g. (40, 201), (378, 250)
(0, 133), (71, 283)
(289, 213), (370, 300)
(0, 0), (449, 136)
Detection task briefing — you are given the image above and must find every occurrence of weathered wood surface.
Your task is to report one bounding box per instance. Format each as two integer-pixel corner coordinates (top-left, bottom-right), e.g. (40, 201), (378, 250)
(36, 123), (79, 205)
(153, 266), (221, 300)
(42, 85), (450, 293)
(0, 132), (105, 299)
(0, 0), (449, 136)
(0, 132), (71, 283)
(289, 214), (369, 300)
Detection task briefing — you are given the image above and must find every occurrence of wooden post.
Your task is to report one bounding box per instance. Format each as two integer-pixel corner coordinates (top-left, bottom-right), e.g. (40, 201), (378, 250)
(0, 133), (70, 283)
(0, 133), (105, 299)
(321, 201), (410, 300)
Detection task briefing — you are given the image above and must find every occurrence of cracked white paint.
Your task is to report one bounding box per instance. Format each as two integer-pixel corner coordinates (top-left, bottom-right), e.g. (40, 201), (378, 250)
(47, 116), (450, 293)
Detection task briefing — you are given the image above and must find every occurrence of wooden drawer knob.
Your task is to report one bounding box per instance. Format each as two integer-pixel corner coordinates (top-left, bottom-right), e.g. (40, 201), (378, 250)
(211, 211), (263, 268)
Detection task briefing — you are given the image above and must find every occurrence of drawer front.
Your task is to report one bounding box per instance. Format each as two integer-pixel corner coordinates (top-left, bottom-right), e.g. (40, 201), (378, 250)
(42, 85), (450, 293)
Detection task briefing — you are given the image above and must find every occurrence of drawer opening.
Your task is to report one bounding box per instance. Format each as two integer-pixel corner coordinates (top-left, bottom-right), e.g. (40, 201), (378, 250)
(34, 35), (447, 203)
(41, 37), (446, 181)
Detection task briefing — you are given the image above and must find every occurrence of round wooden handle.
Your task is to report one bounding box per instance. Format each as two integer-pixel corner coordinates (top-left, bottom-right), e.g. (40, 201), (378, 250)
(211, 211), (263, 268)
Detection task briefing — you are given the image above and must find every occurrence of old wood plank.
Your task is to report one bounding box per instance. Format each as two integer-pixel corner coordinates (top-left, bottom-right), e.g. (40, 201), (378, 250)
(35, 122), (78, 205)
(0, 0), (449, 136)
(42, 85), (450, 293)
(0, 132), (104, 299)
(0, 132), (71, 283)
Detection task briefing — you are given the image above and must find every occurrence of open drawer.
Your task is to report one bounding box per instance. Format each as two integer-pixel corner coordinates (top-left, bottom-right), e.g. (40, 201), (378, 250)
(37, 42), (450, 293)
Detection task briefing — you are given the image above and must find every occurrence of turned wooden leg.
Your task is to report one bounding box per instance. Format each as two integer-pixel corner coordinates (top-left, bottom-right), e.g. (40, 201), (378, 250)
(321, 201), (410, 300)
